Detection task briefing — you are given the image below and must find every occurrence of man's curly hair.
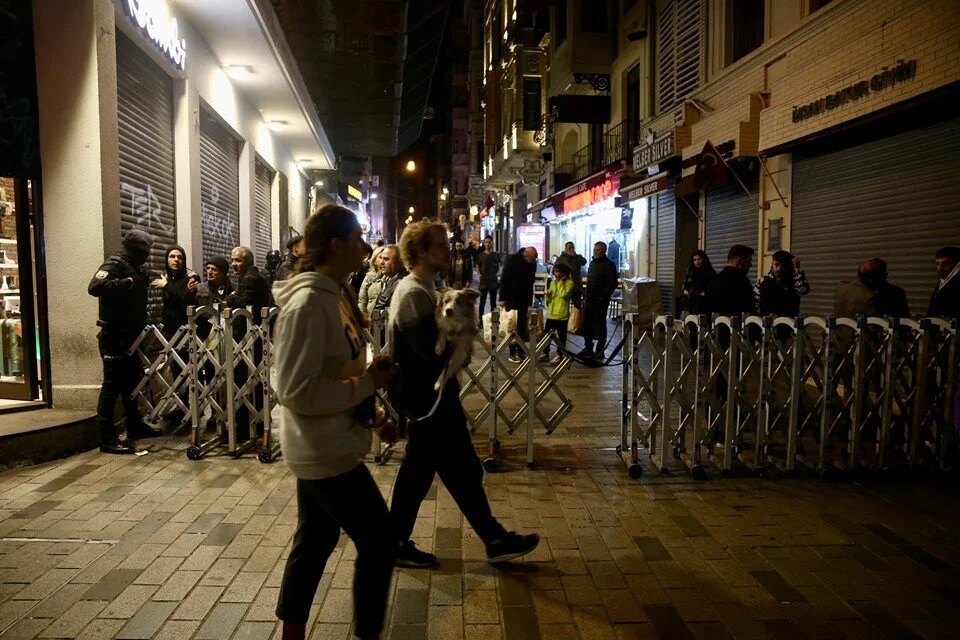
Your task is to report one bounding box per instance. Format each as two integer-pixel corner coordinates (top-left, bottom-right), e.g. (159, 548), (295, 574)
(399, 219), (448, 270)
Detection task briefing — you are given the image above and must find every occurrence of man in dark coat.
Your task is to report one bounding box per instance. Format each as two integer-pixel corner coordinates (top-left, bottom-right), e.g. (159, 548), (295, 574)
(579, 242), (619, 360)
(228, 246), (271, 441)
(704, 244), (756, 318)
(88, 229), (164, 454)
(476, 236), (502, 317)
(154, 245), (199, 339)
(500, 247), (538, 362)
(554, 241), (587, 308)
(274, 235), (303, 282)
(754, 250), (810, 318)
(928, 246), (960, 318)
(835, 258), (910, 318)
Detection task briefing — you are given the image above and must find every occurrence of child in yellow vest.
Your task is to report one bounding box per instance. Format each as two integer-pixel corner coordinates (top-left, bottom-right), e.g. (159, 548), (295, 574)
(543, 262), (573, 365)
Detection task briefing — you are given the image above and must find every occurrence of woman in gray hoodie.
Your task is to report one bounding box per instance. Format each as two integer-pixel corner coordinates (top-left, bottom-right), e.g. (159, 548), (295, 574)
(272, 205), (397, 640)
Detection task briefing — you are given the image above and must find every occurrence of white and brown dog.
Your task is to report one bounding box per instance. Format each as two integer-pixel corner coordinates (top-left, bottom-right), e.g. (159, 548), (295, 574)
(435, 288), (480, 391)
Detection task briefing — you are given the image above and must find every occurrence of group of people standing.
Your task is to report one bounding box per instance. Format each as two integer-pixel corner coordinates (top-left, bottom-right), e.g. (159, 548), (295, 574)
(681, 244), (960, 321)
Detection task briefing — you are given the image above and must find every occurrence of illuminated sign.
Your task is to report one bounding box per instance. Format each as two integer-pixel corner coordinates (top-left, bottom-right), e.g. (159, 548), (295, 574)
(126, 0), (187, 70)
(562, 178), (617, 212)
(347, 184), (363, 200)
(632, 133), (674, 173)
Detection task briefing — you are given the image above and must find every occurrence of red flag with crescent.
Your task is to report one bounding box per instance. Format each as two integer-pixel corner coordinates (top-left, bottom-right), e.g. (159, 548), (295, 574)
(692, 140), (728, 189)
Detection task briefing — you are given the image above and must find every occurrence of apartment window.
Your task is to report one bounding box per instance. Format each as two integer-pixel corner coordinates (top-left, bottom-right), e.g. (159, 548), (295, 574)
(625, 64), (641, 148)
(655, 0), (705, 115)
(732, 0), (765, 63)
(522, 77), (542, 131)
(581, 0), (609, 33)
(555, 0), (568, 46)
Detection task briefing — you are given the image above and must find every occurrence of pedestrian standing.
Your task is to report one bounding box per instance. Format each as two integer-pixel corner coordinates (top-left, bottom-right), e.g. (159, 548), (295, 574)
(543, 262), (573, 365)
(554, 241), (586, 309)
(755, 250), (810, 318)
(273, 205), (398, 640)
(680, 250), (715, 315)
(928, 246), (960, 318)
(579, 242), (618, 360)
(358, 245), (386, 317)
(88, 230), (164, 454)
(500, 247), (538, 362)
(476, 236), (502, 317)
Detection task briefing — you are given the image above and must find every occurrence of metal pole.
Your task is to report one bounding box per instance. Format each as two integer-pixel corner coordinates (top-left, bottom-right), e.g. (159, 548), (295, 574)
(909, 320), (930, 466)
(223, 308), (236, 454)
(722, 317), (740, 471)
(487, 310), (500, 465)
(659, 315), (674, 474)
(785, 318), (804, 472)
(187, 307), (200, 446)
(526, 308), (537, 468)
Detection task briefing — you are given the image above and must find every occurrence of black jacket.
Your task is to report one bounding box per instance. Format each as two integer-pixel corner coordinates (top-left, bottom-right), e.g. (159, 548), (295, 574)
(229, 266), (271, 322)
(499, 250), (536, 308)
(928, 276), (960, 318)
(584, 255), (618, 306)
(161, 268), (199, 336)
(476, 250), (502, 288)
(374, 272), (405, 312)
(681, 267), (715, 314)
(755, 269), (810, 318)
(705, 266), (756, 317)
(274, 253), (298, 282)
(447, 251), (474, 287)
(835, 280), (910, 319)
(88, 250), (150, 346)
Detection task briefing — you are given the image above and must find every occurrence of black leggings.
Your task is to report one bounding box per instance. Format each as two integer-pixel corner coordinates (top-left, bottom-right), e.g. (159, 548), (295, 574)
(544, 318), (568, 356)
(276, 464), (397, 637)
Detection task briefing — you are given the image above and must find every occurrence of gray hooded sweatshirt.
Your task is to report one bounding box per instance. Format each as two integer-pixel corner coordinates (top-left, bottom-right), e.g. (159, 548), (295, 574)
(272, 272), (375, 479)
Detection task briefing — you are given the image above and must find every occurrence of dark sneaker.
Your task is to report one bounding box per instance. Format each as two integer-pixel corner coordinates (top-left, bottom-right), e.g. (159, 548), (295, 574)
(486, 532), (540, 564)
(100, 439), (135, 455)
(396, 541), (437, 568)
(592, 352), (605, 361)
(576, 347), (593, 358)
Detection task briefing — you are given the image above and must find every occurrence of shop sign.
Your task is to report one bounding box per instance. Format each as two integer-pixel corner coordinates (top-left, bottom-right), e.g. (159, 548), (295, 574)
(125, 0), (187, 70)
(620, 174), (669, 204)
(517, 224), (546, 258)
(632, 132), (674, 173)
(791, 59), (917, 124)
(562, 177), (618, 212)
(347, 184), (362, 200)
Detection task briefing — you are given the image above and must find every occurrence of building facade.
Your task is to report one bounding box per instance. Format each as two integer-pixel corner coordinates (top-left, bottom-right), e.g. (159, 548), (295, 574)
(5, 0), (333, 410)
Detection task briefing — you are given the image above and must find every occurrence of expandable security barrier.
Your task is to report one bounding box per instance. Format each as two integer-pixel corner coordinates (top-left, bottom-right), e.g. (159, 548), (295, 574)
(130, 305), (574, 468)
(619, 313), (958, 480)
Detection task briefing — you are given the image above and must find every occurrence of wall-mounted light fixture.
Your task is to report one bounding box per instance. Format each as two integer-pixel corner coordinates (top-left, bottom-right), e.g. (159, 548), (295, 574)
(224, 65), (253, 80)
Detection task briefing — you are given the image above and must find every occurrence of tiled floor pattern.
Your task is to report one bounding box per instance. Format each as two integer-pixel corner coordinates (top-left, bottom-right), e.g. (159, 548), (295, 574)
(1, 351), (958, 639)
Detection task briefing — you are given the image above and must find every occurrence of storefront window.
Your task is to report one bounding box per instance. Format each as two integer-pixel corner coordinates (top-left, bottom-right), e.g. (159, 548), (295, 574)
(0, 176), (43, 402)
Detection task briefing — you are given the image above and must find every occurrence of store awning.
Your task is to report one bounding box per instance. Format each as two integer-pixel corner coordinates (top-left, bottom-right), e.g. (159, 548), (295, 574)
(619, 172), (670, 204)
(529, 161), (625, 219)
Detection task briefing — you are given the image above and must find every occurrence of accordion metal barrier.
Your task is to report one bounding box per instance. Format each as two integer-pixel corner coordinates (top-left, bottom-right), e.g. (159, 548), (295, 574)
(619, 313), (958, 480)
(128, 306), (575, 468)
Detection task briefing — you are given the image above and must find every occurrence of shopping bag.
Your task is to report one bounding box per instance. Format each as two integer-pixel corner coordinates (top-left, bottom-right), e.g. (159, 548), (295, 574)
(502, 309), (517, 334)
(482, 311), (511, 342)
(532, 309), (544, 341)
(568, 307), (582, 335)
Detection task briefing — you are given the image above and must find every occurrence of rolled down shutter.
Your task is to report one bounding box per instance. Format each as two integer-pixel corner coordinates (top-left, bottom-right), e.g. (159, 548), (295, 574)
(705, 181), (758, 282)
(791, 115), (960, 316)
(254, 159), (273, 263)
(116, 33), (176, 322)
(656, 189), (676, 313)
(199, 109), (240, 261)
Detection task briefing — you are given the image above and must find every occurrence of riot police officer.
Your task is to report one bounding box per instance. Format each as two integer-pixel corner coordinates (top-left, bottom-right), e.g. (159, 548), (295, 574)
(88, 229), (164, 454)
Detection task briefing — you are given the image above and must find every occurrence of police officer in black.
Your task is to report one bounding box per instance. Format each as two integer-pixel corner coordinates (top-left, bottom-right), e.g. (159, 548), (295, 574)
(88, 230), (164, 454)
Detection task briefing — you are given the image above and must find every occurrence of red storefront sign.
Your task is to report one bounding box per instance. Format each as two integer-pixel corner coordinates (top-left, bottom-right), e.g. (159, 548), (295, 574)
(563, 177), (618, 211)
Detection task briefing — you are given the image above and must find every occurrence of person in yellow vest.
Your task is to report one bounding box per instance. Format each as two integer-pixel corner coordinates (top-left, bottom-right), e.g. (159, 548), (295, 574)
(542, 262), (573, 366)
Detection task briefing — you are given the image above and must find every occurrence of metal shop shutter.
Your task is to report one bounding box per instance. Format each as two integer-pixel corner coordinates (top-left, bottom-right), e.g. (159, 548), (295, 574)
(655, 190), (676, 313)
(116, 33), (176, 322)
(199, 109), (240, 261)
(253, 159), (273, 263)
(705, 182), (758, 282)
(791, 116), (960, 316)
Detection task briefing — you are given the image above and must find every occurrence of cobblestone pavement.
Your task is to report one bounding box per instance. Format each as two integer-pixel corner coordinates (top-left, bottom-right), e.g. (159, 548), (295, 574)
(2, 339), (960, 639)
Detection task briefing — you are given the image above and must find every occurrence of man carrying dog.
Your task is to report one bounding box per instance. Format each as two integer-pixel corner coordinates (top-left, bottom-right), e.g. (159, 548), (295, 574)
(387, 220), (540, 568)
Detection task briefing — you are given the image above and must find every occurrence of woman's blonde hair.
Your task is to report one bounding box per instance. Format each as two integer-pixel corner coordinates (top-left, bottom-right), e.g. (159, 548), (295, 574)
(399, 220), (447, 270)
(368, 245), (386, 274)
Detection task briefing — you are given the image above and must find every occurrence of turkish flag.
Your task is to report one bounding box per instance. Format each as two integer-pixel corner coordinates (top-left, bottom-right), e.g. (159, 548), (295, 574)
(692, 140), (728, 190)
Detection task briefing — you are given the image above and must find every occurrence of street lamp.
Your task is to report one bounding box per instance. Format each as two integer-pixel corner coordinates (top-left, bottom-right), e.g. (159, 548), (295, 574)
(408, 206), (415, 214)
(405, 160), (416, 172)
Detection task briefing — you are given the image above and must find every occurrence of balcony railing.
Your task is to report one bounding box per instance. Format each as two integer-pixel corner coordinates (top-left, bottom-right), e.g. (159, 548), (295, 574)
(603, 120), (630, 167)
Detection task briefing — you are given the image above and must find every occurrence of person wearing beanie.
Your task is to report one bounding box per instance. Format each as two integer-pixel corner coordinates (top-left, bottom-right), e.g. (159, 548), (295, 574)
(276, 234), (304, 281)
(755, 249), (810, 318)
(88, 229), (164, 455)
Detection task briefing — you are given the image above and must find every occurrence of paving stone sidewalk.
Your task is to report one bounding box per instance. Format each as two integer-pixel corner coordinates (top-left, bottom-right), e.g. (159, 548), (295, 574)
(1, 353), (959, 639)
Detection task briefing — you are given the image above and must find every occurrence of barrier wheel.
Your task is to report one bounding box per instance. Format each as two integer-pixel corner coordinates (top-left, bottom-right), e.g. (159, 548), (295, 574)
(374, 454), (383, 463)
(483, 457), (498, 472)
(628, 463), (643, 479)
(186, 446), (201, 461)
(690, 464), (707, 481)
(615, 444), (622, 455)
(672, 446), (681, 460)
(258, 449), (273, 464)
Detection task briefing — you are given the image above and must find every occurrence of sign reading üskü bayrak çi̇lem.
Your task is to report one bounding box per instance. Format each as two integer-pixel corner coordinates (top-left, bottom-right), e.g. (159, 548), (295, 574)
(126, 0), (187, 70)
